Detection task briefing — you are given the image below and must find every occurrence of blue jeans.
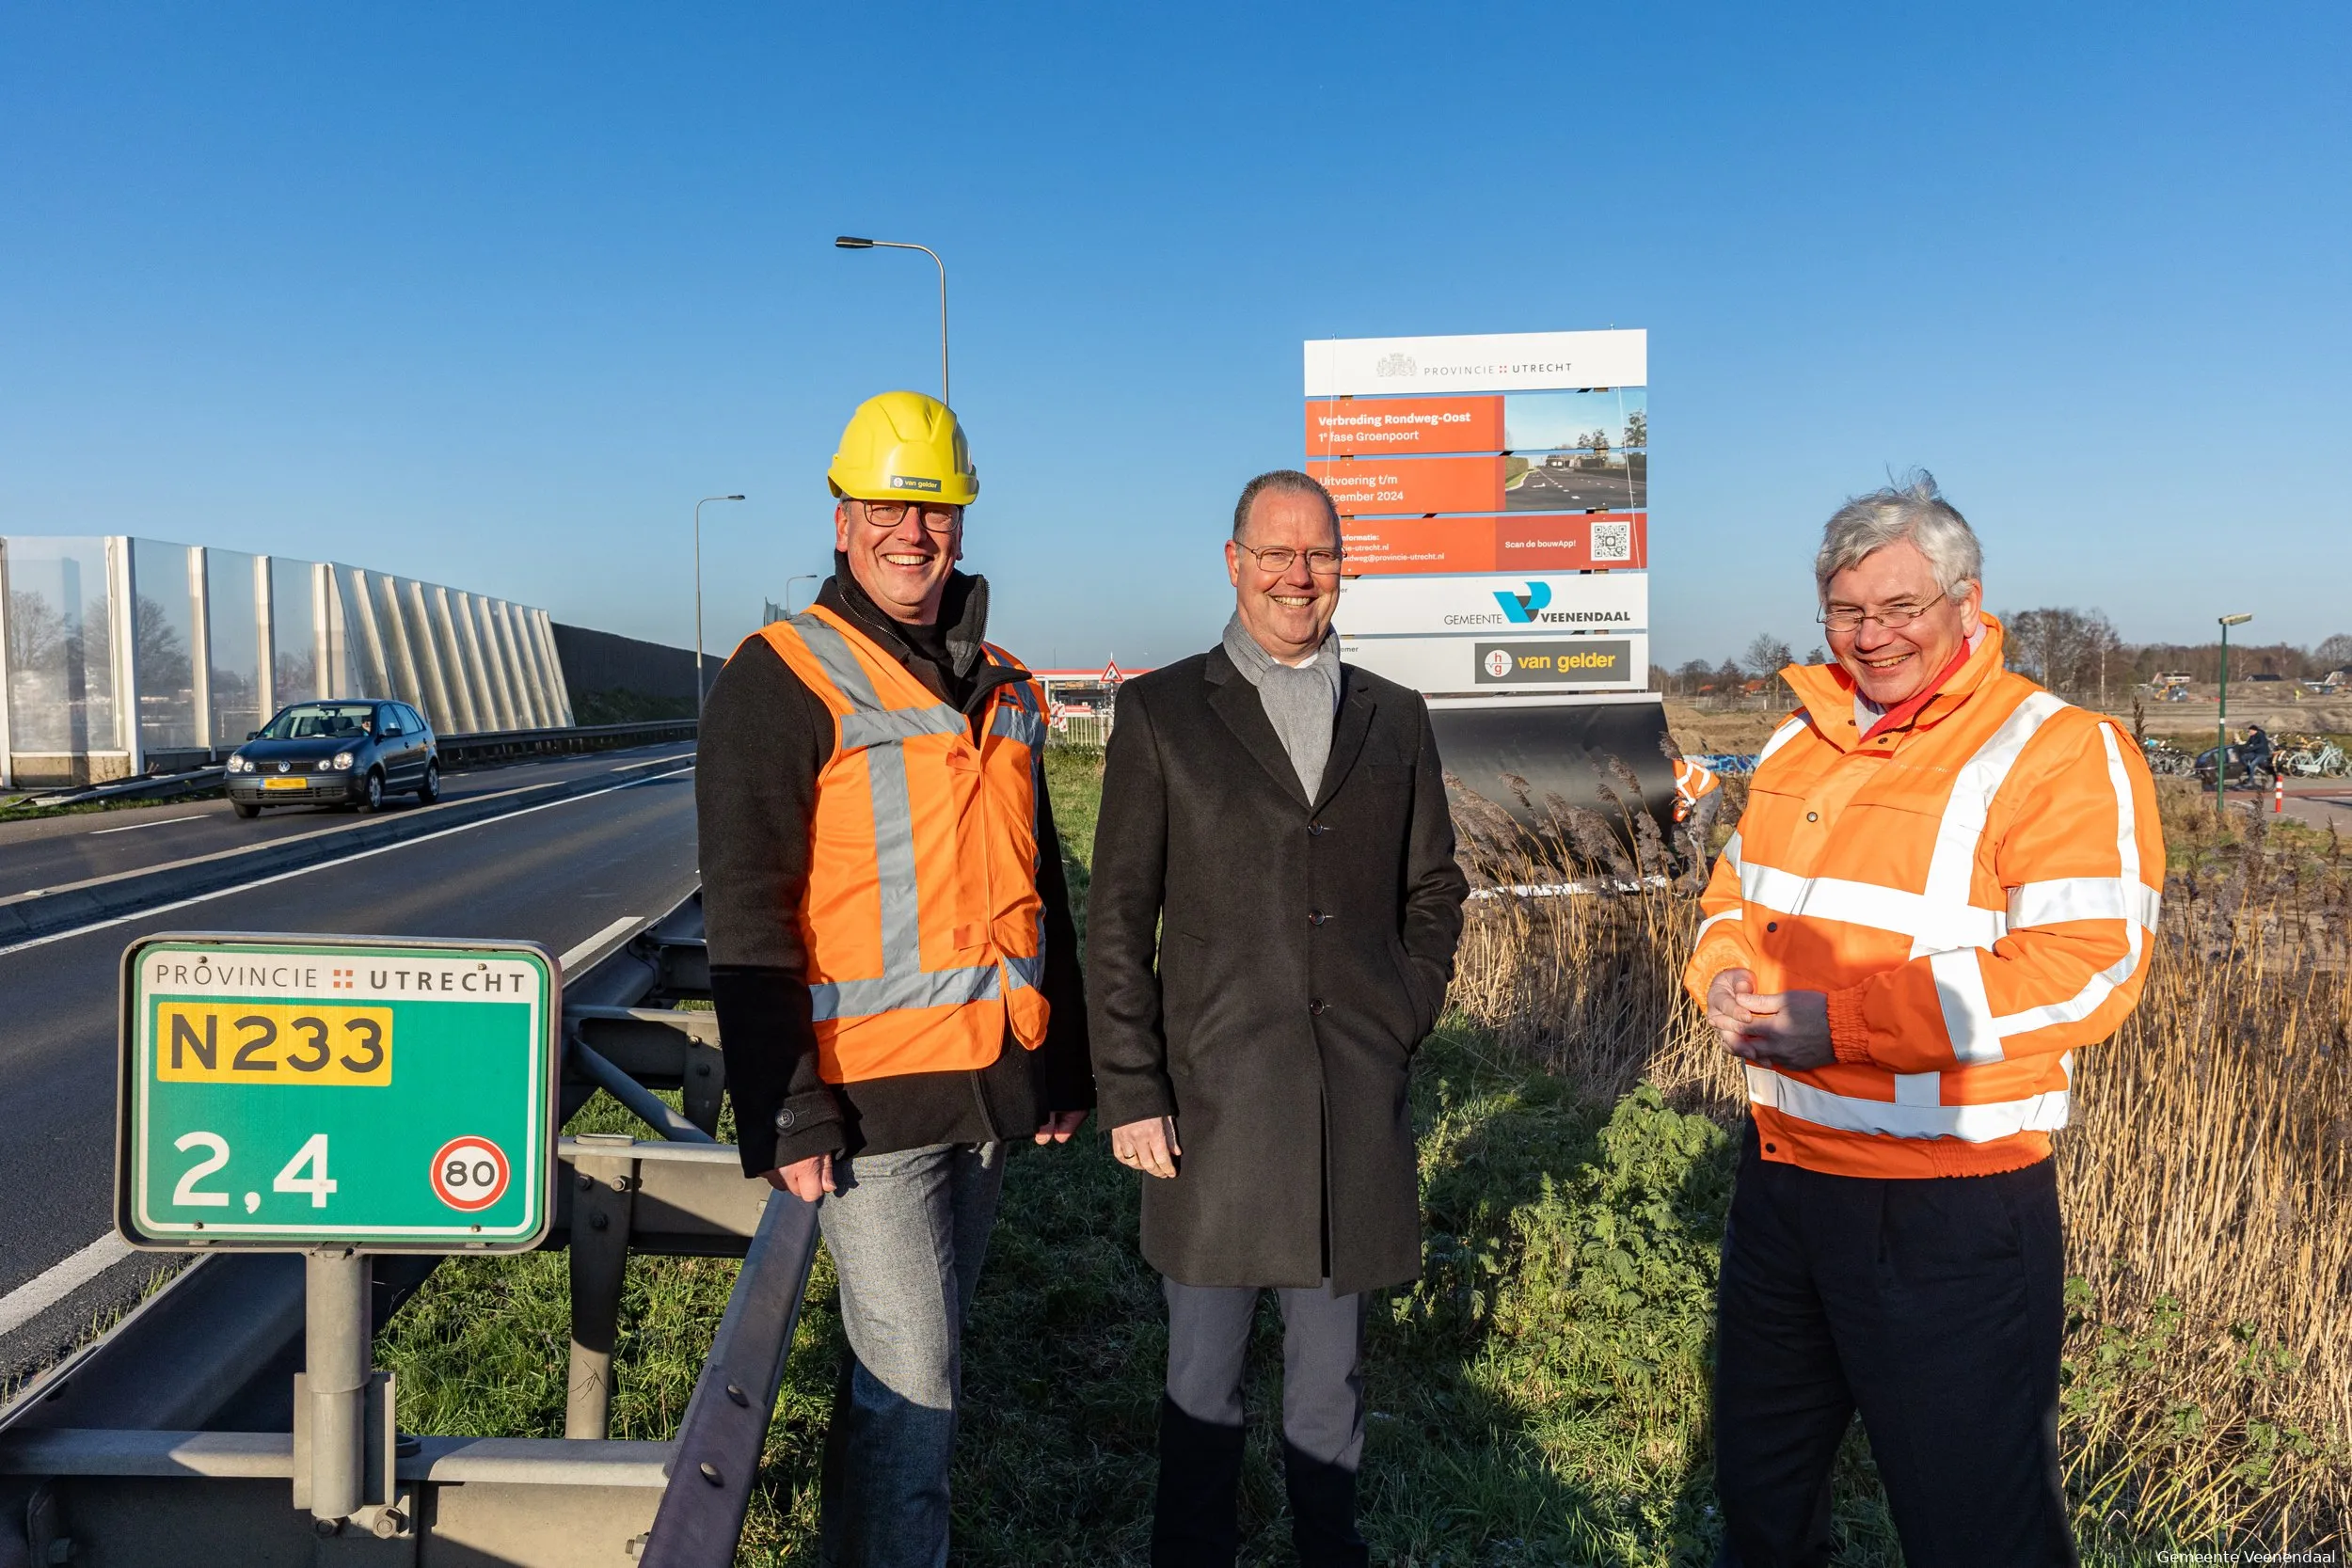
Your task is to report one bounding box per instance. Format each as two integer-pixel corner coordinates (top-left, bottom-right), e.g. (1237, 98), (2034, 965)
(816, 1141), (1006, 1568)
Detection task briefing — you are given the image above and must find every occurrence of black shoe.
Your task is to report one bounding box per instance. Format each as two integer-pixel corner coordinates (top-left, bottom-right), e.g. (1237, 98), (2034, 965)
(1283, 1441), (1369, 1568)
(1152, 1396), (1246, 1568)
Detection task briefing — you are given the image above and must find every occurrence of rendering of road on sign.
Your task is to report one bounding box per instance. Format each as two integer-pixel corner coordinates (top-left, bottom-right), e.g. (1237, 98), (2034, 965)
(0, 749), (697, 1387)
(1506, 461), (1646, 511)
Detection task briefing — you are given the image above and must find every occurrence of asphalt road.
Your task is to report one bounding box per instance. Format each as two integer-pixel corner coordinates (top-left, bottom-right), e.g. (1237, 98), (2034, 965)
(1507, 464), (1646, 511)
(0, 742), (697, 900)
(0, 752), (699, 1389)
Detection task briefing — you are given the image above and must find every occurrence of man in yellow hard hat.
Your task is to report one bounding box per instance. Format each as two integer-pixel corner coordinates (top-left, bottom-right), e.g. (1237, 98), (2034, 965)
(697, 391), (1093, 1566)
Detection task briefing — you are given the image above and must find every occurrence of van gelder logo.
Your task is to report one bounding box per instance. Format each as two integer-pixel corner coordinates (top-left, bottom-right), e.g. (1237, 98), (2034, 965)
(1493, 582), (1552, 624)
(1375, 353), (1417, 378)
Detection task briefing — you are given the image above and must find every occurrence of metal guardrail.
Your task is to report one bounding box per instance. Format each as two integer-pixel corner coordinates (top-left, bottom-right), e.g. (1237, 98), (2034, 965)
(0, 891), (816, 1566)
(436, 719), (696, 766)
(1, 720), (697, 815)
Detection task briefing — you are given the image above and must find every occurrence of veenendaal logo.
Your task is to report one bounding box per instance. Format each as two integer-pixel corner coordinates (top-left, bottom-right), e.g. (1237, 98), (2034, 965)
(1493, 582), (1552, 624)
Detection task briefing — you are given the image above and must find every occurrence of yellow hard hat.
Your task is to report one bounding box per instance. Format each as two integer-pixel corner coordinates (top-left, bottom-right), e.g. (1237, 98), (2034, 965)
(826, 390), (977, 507)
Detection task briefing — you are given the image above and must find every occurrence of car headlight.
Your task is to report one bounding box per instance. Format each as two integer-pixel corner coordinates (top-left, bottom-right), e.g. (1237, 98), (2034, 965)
(330, 752), (355, 771)
(228, 754), (250, 772)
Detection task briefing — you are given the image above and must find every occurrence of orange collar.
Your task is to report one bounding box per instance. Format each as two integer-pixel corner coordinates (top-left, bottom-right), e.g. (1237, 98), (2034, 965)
(1781, 615), (2008, 753)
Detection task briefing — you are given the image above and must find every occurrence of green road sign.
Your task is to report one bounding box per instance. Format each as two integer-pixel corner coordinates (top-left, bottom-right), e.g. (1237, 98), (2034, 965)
(116, 933), (559, 1252)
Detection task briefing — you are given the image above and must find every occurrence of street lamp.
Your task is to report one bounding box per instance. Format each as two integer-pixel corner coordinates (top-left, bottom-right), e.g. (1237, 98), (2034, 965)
(783, 573), (820, 617)
(834, 236), (949, 406)
(2217, 611), (2252, 820)
(695, 494), (746, 713)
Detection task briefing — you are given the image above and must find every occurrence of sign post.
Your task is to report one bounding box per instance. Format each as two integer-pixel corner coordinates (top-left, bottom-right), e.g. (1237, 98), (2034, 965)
(117, 932), (560, 1530)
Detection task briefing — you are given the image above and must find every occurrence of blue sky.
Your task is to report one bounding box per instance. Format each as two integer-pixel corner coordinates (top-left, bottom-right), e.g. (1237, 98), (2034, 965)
(3, 3), (2345, 671)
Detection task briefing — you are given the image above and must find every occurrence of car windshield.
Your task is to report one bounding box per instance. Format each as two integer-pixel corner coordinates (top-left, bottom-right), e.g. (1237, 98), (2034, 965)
(257, 703), (377, 740)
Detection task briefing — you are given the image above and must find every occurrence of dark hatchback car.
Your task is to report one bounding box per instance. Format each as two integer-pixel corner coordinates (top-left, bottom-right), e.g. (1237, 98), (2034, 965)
(225, 700), (441, 817)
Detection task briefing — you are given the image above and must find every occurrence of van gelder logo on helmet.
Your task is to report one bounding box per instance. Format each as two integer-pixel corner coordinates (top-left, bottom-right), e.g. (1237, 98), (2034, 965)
(1375, 353), (1417, 378)
(888, 474), (944, 492)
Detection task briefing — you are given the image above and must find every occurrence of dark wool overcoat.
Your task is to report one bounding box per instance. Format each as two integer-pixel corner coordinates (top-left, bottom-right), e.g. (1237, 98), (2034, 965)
(1085, 646), (1468, 1295)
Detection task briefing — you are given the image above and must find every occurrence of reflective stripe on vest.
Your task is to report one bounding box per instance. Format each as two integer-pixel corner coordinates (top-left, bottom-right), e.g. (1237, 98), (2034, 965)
(756, 608), (1050, 1082)
(1743, 1058), (2074, 1143)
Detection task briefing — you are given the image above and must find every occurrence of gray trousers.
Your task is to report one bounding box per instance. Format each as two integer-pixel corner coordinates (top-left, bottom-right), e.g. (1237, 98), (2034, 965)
(816, 1141), (1005, 1568)
(1156, 1277), (1370, 1567)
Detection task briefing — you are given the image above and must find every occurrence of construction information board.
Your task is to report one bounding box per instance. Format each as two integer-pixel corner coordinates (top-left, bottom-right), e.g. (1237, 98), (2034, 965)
(117, 933), (559, 1251)
(1305, 328), (1649, 695)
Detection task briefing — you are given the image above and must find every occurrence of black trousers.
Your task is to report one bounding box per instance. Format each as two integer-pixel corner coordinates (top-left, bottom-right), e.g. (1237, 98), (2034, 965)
(1152, 1276), (1369, 1568)
(1714, 1122), (2076, 1568)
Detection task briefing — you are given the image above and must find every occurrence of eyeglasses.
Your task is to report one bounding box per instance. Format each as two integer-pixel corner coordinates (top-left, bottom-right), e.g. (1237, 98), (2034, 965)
(1818, 591), (1947, 634)
(1235, 544), (1343, 576)
(855, 499), (962, 532)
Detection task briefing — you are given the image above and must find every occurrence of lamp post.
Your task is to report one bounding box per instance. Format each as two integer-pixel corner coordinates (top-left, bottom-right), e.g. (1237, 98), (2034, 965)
(834, 236), (949, 406)
(695, 494), (746, 713)
(2217, 612), (2252, 821)
(783, 573), (820, 617)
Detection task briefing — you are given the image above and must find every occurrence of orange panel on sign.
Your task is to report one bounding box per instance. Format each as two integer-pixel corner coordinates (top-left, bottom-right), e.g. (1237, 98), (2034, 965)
(1307, 455), (1504, 516)
(1304, 396), (1502, 457)
(1495, 513), (1647, 570)
(1339, 514), (1649, 576)
(1340, 517), (1498, 575)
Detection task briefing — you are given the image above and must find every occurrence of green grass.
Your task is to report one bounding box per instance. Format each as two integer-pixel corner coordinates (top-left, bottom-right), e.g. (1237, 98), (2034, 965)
(373, 745), (2271, 1563)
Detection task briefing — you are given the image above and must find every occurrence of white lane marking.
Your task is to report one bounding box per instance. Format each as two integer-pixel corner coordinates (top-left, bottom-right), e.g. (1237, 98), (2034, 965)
(560, 916), (642, 973)
(89, 815), (209, 836)
(609, 753), (691, 772)
(0, 1232), (135, 1339)
(0, 765), (695, 963)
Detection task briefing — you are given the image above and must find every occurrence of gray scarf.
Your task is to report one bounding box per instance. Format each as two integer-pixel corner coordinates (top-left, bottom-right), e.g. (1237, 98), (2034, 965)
(1221, 613), (1342, 798)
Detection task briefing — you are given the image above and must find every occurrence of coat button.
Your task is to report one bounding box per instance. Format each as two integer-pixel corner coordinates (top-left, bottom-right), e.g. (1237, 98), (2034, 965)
(1765, 1142), (1777, 1153)
(1805, 812), (1819, 822)
(1308, 911), (1330, 926)
(776, 1109), (795, 1130)
(1310, 999), (1327, 1016)
(1308, 822), (1329, 835)
(1766, 921), (1778, 932)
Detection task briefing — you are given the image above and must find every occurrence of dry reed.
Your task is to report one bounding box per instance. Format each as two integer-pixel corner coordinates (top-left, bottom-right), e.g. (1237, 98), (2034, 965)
(1444, 777), (2352, 1549)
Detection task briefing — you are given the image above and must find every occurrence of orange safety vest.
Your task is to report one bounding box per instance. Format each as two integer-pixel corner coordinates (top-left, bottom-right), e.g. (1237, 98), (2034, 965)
(755, 606), (1051, 1085)
(1683, 618), (2163, 1178)
(1672, 757), (1720, 821)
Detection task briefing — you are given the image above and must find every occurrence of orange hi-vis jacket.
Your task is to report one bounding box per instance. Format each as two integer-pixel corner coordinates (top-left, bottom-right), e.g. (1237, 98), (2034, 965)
(1682, 618), (2164, 1178)
(1673, 758), (1721, 822)
(756, 606), (1052, 1086)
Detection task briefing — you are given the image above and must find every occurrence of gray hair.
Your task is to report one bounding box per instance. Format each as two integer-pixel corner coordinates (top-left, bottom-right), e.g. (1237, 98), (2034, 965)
(1232, 469), (1341, 543)
(1814, 469), (1982, 599)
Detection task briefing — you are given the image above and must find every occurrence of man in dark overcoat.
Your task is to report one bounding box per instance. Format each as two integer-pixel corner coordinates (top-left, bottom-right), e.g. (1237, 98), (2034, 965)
(1087, 468), (1468, 1567)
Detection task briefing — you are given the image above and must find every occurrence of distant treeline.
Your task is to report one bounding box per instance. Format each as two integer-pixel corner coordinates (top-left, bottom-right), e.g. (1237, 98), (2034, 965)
(1652, 614), (2352, 701)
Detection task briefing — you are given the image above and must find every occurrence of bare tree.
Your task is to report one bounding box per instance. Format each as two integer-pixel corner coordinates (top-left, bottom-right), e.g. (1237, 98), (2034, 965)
(2317, 632), (2352, 672)
(1742, 634), (1795, 677)
(2001, 607), (2120, 699)
(1743, 635), (1796, 705)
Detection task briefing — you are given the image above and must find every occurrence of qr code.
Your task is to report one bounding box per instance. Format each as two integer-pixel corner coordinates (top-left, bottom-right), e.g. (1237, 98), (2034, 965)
(1589, 520), (1633, 562)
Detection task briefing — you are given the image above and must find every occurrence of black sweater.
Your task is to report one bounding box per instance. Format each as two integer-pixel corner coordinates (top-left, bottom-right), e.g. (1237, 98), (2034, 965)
(696, 563), (1093, 1176)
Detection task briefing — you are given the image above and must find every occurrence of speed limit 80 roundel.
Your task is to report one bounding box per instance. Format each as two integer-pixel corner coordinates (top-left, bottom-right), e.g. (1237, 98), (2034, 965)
(430, 1135), (511, 1212)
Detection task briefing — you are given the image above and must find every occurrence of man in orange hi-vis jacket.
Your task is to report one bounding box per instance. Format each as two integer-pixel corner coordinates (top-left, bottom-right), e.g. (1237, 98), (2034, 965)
(1684, 473), (2161, 1568)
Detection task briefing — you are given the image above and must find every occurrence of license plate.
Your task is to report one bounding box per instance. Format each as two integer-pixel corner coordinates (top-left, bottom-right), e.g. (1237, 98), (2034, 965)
(263, 777), (307, 791)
